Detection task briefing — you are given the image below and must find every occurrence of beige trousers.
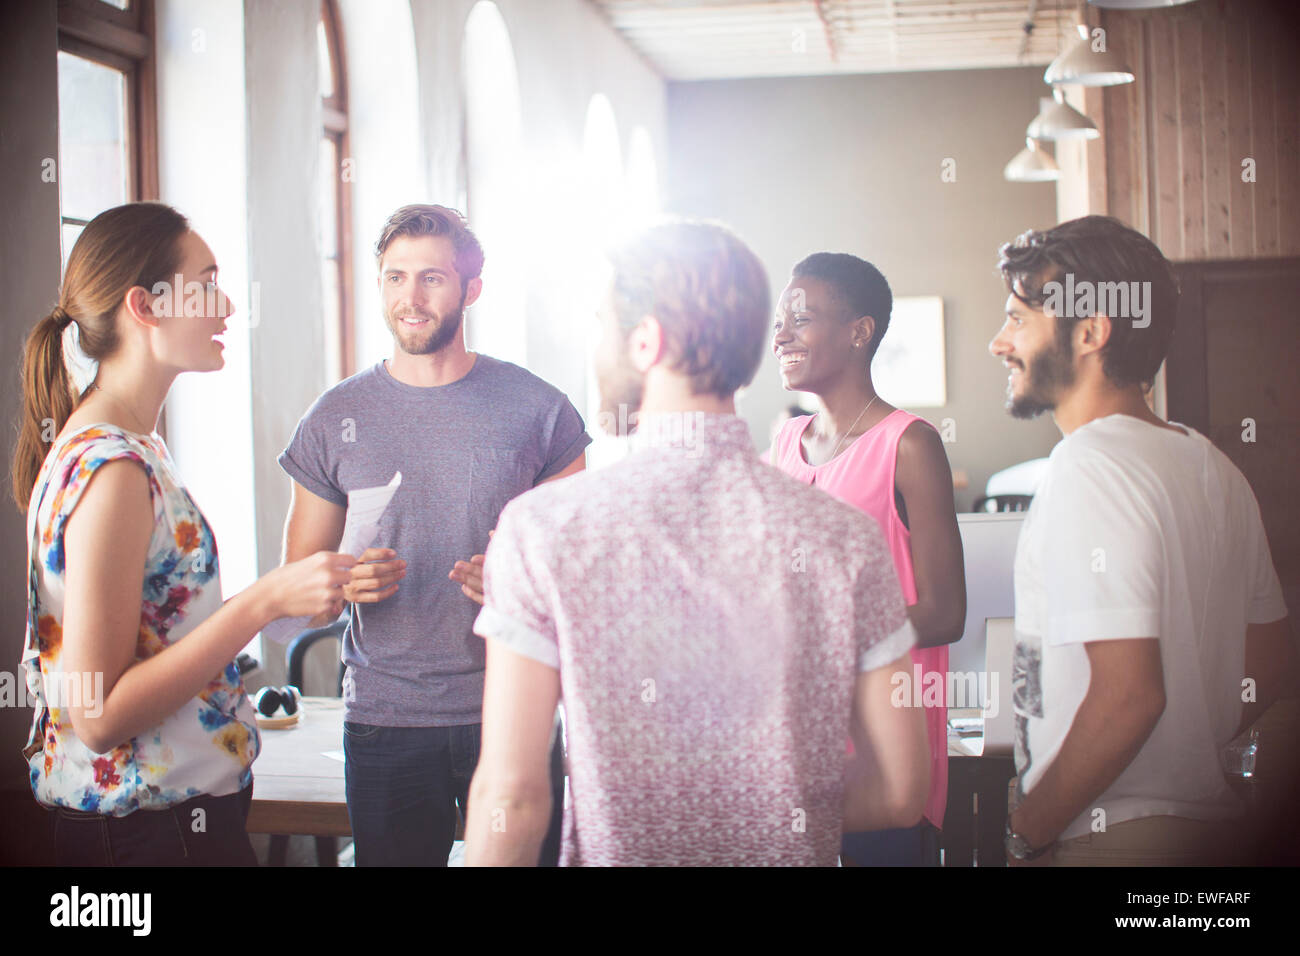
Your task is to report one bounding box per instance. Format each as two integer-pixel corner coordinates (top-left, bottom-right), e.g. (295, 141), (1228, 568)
(1051, 814), (1252, 866)
(1009, 779), (1251, 866)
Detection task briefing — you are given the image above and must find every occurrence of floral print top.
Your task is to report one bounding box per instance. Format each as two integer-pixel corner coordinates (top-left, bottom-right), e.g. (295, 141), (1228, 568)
(21, 424), (260, 816)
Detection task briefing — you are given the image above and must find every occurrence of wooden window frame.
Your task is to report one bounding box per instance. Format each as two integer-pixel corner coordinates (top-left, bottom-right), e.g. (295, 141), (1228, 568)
(57, 0), (164, 437)
(57, 0), (158, 205)
(321, 0), (355, 381)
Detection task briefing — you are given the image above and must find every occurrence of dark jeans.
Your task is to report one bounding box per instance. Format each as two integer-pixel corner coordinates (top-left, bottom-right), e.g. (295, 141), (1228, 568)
(50, 783), (258, 866)
(343, 720), (565, 866)
(841, 821), (941, 867)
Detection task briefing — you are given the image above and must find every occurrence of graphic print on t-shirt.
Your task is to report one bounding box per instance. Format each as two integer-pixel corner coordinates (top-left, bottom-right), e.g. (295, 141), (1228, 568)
(1012, 630), (1043, 776)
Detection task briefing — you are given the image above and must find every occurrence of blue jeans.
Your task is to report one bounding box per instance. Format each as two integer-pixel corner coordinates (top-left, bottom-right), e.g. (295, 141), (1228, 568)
(50, 783), (257, 866)
(841, 821), (941, 867)
(343, 721), (564, 866)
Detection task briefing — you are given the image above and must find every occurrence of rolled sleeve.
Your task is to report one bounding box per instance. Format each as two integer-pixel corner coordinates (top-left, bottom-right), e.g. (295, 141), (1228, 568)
(278, 412), (346, 507)
(859, 617), (918, 673)
(852, 532), (915, 673)
(475, 500), (561, 667)
(278, 448), (345, 507)
(473, 605), (560, 669)
(536, 398), (592, 483)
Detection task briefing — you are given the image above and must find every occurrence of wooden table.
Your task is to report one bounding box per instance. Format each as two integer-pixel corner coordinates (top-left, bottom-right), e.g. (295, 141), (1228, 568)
(246, 697), (350, 857)
(943, 708), (1016, 867)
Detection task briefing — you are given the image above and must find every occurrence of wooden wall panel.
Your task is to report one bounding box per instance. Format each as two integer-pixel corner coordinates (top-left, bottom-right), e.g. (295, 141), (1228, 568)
(1201, 16), (1231, 257)
(1277, 35), (1300, 257)
(1096, 6), (1145, 232)
(1249, 18), (1279, 256)
(1176, 15), (1206, 259)
(1222, 13), (1254, 258)
(1147, 13), (1181, 255)
(1102, 80), (1135, 228)
(1091, 0), (1299, 261)
(1083, 84), (1108, 218)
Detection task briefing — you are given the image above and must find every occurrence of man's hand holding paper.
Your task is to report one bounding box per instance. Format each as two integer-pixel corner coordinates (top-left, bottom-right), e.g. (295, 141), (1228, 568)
(265, 471), (404, 642)
(345, 547), (407, 605)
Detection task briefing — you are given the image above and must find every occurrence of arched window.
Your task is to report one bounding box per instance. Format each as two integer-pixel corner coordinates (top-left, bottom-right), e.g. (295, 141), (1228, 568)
(581, 94), (630, 470)
(583, 94), (624, 236)
(625, 127), (660, 231)
(463, 1), (525, 365)
(318, 0), (354, 383)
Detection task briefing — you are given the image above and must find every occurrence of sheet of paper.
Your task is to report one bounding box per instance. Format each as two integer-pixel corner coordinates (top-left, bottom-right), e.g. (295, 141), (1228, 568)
(261, 472), (402, 645)
(338, 471), (402, 559)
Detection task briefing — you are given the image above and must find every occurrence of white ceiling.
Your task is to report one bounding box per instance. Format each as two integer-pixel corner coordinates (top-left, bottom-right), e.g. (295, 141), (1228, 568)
(589, 0), (1083, 80)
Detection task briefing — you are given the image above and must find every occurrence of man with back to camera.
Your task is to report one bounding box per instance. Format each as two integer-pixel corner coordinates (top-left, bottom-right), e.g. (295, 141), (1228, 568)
(990, 214), (1296, 866)
(462, 220), (931, 866)
(278, 204), (590, 866)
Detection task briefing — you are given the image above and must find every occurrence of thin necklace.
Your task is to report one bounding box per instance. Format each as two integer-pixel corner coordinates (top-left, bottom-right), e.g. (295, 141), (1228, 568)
(826, 395), (879, 461)
(88, 383), (154, 436)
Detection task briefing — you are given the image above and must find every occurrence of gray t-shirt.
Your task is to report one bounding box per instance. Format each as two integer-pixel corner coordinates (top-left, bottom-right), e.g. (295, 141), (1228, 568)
(278, 354), (591, 726)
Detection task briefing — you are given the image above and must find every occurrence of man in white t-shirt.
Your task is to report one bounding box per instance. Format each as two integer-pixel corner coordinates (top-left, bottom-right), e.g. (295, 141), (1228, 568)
(988, 215), (1295, 866)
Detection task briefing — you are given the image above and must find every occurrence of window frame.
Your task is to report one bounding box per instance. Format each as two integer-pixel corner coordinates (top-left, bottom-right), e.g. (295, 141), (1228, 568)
(57, 0), (163, 435)
(320, 0), (355, 382)
(57, 0), (159, 210)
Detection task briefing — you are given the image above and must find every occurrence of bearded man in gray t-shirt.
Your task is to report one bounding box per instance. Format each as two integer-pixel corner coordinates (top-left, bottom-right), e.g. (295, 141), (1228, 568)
(278, 205), (589, 866)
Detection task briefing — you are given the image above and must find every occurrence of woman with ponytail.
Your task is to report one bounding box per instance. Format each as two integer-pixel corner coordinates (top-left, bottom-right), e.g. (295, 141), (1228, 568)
(15, 202), (356, 865)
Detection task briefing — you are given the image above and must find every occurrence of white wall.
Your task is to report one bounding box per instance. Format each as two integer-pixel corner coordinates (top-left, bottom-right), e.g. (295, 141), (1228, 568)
(338, 0), (427, 373)
(240, 0), (327, 666)
(504, 0), (668, 410)
(409, 0), (668, 410)
(156, 0), (258, 611)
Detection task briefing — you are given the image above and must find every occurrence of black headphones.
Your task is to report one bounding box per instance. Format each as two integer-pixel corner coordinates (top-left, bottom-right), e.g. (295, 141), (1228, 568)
(254, 684), (302, 718)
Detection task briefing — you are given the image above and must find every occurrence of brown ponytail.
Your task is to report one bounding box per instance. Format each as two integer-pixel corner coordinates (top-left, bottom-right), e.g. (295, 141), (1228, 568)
(11, 202), (190, 511)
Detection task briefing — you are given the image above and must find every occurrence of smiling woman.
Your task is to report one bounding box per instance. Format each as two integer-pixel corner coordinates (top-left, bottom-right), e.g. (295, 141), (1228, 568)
(770, 250), (967, 867)
(11, 202), (358, 866)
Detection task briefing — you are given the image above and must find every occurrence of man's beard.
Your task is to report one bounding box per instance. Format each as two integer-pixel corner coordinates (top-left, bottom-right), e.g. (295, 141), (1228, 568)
(388, 294), (466, 356)
(1007, 330), (1075, 420)
(596, 338), (645, 437)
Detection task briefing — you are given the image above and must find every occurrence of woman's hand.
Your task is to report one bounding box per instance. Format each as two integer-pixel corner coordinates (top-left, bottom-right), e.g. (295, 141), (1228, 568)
(255, 550), (356, 623)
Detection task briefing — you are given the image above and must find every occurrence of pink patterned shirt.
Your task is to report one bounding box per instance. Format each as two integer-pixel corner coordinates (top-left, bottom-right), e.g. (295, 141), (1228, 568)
(474, 413), (915, 866)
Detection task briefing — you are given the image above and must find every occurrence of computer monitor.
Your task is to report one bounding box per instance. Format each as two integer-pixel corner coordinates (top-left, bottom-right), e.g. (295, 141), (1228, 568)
(948, 512), (1026, 678)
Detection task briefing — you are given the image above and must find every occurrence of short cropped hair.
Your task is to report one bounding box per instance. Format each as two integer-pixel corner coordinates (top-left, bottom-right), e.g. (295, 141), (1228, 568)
(791, 252), (892, 356)
(374, 204), (485, 282)
(997, 215), (1179, 387)
(607, 220), (770, 397)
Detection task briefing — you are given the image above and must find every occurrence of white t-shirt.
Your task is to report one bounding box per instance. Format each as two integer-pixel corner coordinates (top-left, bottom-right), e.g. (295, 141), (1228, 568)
(1012, 414), (1287, 841)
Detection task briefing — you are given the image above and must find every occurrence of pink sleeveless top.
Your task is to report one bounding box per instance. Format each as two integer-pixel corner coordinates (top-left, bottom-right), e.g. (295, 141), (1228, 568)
(773, 409), (949, 829)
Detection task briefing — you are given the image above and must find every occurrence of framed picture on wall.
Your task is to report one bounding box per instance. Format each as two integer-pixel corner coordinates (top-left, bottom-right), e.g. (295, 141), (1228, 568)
(873, 295), (946, 408)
